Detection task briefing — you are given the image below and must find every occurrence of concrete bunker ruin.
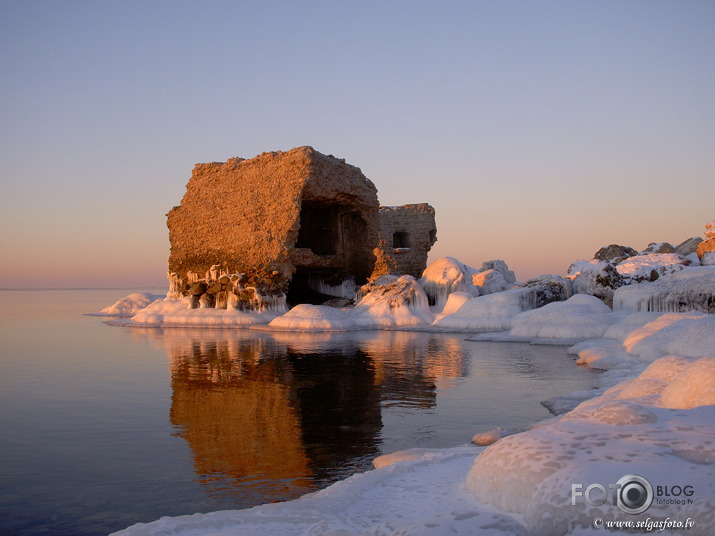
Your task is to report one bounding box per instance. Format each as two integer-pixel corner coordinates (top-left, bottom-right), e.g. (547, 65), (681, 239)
(166, 146), (436, 309)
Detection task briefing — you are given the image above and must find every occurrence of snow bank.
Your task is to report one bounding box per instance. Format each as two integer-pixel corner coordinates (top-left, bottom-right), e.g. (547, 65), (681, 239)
(95, 292), (164, 316)
(508, 294), (617, 340)
(129, 297), (282, 326)
(114, 445), (534, 536)
(432, 288), (538, 331)
(466, 355), (715, 535)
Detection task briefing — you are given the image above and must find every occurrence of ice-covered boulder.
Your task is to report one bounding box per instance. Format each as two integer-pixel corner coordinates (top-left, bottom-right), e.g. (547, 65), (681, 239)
(521, 275), (573, 308)
(593, 244), (637, 265)
(419, 257), (480, 310)
(352, 275), (434, 327)
(466, 355), (715, 536)
(567, 259), (623, 306)
(471, 268), (510, 294)
(613, 266), (715, 313)
(615, 253), (689, 283)
(267, 304), (353, 330)
(479, 260), (516, 284)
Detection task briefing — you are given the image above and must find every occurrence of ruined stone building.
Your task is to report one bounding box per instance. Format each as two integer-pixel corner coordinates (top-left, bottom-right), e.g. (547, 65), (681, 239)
(167, 146), (437, 309)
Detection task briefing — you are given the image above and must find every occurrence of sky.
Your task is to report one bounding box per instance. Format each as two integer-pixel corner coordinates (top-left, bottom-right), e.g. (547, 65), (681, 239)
(1, 0), (713, 288)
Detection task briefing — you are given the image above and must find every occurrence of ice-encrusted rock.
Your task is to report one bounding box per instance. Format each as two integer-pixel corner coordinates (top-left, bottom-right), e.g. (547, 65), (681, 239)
(567, 259), (623, 306)
(479, 260), (516, 284)
(613, 267), (715, 313)
(521, 275), (573, 308)
(420, 257), (480, 310)
(639, 241), (675, 254)
(593, 244), (637, 265)
(615, 253), (689, 283)
(702, 251), (715, 266)
(471, 268), (510, 295)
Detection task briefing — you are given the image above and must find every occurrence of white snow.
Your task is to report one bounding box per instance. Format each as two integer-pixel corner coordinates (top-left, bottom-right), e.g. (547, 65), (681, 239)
(616, 253), (688, 282)
(705, 220), (715, 239)
(269, 275), (434, 330)
(507, 294), (617, 341)
(432, 287), (538, 331)
(96, 292), (165, 316)
(128, 297), (283, 326)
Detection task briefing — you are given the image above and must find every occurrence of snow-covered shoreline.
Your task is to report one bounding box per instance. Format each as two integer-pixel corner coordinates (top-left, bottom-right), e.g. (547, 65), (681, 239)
(105, 253), (714, 535)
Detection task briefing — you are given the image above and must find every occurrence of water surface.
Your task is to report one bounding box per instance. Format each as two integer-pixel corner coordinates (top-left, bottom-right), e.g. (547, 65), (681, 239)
(0, 290), (599, 535)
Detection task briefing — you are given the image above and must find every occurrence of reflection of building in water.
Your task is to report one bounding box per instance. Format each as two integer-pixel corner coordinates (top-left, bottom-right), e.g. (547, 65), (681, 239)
(145, 328), (469, 505)
(166, 330), (383, 502)
(360, 331), (469, 400)
(169, 339), (315, 504)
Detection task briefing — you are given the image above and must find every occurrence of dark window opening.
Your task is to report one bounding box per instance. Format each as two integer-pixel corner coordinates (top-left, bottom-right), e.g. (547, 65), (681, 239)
(296, 202), (339, 255)
(393, 231), (410, 249)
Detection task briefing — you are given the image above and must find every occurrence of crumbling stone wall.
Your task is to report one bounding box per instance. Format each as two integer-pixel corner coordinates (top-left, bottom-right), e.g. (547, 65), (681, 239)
(377, 204), (437, 278)
(168, 147), (380, 307)
(167, 147), (437, 308)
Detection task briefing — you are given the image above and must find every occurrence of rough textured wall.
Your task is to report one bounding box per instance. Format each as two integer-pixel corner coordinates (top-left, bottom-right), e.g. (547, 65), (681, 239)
(377, 204), (437, 278)
(167, 146), (380, 305)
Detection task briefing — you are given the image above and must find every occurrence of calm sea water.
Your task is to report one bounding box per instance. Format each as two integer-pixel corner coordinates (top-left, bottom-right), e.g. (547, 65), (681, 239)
(0, 290), (599, 536)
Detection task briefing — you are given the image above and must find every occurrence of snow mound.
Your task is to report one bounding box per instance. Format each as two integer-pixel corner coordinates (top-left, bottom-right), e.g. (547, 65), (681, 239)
(466, 356), (715, 535)
(622, 313), (715, 362)
(432, 288), (538, 331)
(97, 292), (164, 316)
(419, 257), (479, 310)
(508, 294), (617, 340)
(267, 304), (353, 330)
(129, 297), (281, 326)
(613, 266), (715, 313)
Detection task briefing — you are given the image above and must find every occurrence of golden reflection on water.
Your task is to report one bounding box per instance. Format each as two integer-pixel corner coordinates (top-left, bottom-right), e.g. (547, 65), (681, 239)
(126, 328), (468, 503)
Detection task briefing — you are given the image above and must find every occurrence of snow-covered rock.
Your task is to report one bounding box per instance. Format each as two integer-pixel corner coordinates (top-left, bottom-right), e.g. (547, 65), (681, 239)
(706, 220), (715, 239)
(129, 297), (282, 326)
(567, 259), (623, 306)
(615, 253), (689, 283)
(471, 268), (510, 295)
(639, 241), (675, 254)
(521, 275), (573, 308)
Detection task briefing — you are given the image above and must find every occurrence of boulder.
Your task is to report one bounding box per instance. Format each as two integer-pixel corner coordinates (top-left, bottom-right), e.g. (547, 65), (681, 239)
(567, 260), (624, 307)
(640, 242), (675, 255)
(706, 220), (715, 239)
(593, 244), (637, 265)
(674, 236), (703, 256)
(697, 237), (715, 261)
(522, 275), (573, 308)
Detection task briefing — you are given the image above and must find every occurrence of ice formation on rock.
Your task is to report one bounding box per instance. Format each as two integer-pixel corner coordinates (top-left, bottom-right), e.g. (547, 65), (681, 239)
(613, 267), (715, 313)
(419, 257), (480, 310)
(567, 259), (623, 306)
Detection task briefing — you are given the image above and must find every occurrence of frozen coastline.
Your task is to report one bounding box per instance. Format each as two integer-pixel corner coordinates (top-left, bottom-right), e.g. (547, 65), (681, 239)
(107, 261), (715, 535)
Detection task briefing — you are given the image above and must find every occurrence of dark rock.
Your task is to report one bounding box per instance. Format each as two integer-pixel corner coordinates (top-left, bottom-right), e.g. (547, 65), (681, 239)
(674, 236), (703, 257)
(640, 242), (675, 255)
(593, 244), (637, 265)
